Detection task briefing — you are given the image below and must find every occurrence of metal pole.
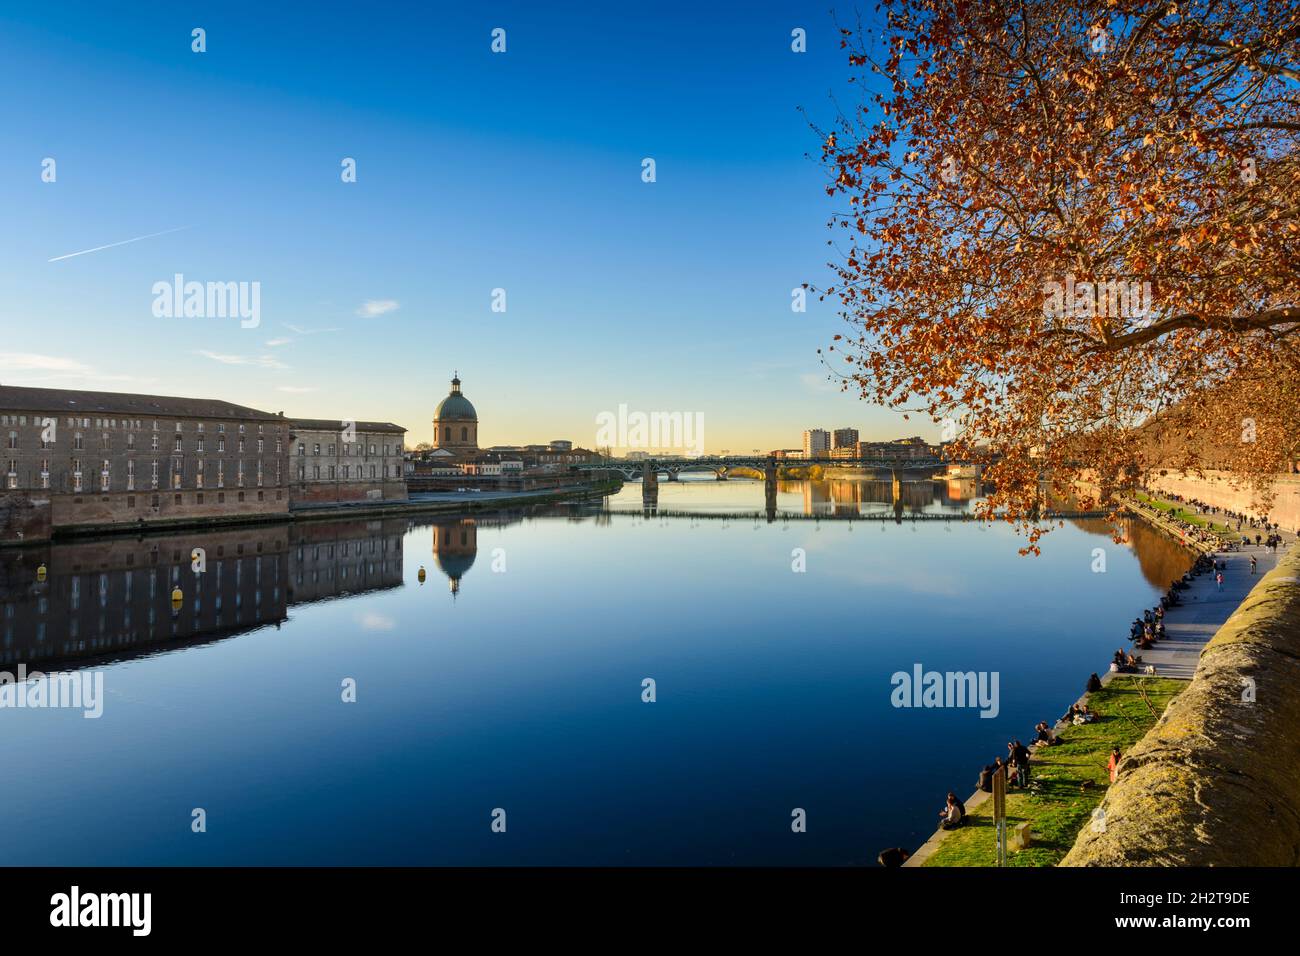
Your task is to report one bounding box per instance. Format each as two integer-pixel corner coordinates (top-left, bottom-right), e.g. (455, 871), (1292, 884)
(993, 766), (1007, 867)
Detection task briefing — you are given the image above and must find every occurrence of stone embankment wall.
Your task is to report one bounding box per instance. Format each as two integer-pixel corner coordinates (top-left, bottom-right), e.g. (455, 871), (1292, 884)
(1063, 545), (1300, 866)
(1149, 471), (1300, 533)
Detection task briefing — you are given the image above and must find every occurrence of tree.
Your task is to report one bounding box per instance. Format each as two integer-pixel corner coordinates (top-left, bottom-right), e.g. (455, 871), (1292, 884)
(816, 0), (1298, 550)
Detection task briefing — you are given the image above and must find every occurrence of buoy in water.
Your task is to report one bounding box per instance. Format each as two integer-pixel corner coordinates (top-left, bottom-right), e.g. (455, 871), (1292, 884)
(36, 564), (47, 582)
(171, 586), (183, 607)
(418, 566), (427, 584)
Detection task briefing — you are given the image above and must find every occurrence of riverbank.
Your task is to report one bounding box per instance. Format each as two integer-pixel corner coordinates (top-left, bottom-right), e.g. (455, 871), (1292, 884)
(1064, 542), (1300, 865)
(27, 479), (621, 544)
(913, 676), (1186, 866)
(906, 501), (1290, 866)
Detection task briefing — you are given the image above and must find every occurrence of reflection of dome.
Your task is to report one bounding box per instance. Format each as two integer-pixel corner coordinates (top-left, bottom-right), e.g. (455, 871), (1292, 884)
(434, 375), (478, 421)
(432, 519), (478, 596)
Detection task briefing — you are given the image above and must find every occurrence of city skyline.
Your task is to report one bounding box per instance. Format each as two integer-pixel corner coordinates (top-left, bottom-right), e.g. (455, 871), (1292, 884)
(0, 2), (938, 452)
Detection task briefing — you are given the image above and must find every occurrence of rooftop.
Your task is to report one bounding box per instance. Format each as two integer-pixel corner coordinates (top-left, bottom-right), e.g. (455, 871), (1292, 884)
(0, 384), (283, 422)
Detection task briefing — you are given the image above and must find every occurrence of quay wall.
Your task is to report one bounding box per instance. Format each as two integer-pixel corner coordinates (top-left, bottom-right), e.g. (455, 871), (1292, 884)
(1148, 471), (1300, 533)
(1063, 544), (1300, 866)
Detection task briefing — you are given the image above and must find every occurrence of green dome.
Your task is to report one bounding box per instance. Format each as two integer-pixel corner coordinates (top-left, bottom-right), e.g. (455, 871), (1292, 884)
(434, 375), (477, 421)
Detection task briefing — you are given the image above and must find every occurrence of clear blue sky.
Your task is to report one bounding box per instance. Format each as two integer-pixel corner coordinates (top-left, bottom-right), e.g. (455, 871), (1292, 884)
(0, 0), (927, 451)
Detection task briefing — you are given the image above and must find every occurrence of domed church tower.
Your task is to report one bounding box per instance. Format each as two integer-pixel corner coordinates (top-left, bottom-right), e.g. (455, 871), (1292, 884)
(432, 372), (479, 461)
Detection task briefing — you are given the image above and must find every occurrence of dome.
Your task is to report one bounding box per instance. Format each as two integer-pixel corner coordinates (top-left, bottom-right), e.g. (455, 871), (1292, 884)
(434, 374), (477, 421)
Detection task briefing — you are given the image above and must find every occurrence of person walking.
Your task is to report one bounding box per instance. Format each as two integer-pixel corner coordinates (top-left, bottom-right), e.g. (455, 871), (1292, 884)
(1250, 555), (1257, 574)
(1216, 571), (1224, 591)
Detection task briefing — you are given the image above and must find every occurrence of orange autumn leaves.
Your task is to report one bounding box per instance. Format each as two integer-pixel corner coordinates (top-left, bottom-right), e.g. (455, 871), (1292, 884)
(817, 0), (1299, 550)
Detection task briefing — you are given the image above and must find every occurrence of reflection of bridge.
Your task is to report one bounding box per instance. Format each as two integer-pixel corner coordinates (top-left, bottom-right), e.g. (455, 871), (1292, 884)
(582, 456), (944, 481)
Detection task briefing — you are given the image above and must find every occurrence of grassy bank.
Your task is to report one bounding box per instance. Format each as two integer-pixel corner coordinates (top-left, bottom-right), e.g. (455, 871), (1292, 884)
(922, 676), (1186, 867)
(1133, 492), (1240, 540)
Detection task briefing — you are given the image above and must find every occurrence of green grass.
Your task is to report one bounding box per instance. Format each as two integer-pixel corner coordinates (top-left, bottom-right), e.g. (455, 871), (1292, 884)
(922, 676), (1187, 867)
(1133, 492), (1240, 540)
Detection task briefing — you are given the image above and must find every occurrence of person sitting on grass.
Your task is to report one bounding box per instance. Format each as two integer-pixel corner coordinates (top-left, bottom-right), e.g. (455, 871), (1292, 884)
(939, 792), (965, 830)
(877, 847), (910, 867)
(1034, 721), (1055, 745)
(1076, 703), (1095, 723)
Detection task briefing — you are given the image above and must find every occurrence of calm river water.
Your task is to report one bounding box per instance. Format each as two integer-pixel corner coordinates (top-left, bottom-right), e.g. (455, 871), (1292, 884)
(0, 477), (1189, 865)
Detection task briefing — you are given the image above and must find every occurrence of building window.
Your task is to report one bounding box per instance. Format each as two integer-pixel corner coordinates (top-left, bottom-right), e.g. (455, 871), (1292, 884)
(175, 493), (182, 505)
(197, 438), (204, 453)
(313, 443), (321, 456)
(151, 434), (159, 451)
(328, 443), (335, 456)
(313, 465), (320, 479)
(258, 438), (264, 453)
(74, 432), (84, 450)
(369, 465), (376, 478)
(369, 443), (377, 455)
(298, 465), (305, 481)
(461, 427), (467, 441)
(218, 438), (225, 453)
(6, 431), (16, 450)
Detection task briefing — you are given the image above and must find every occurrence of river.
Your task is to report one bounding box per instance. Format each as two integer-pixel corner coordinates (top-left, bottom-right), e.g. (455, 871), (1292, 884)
(0, 477), (1190, 864)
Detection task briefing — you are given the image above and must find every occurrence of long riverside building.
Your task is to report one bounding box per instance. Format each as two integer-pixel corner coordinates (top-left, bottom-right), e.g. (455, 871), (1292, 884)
(0, 385), (406, 542)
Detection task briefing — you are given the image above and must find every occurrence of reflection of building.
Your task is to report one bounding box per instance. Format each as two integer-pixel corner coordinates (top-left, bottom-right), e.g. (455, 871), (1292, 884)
(430, 374), (479, 464)
(0, 524), (291, 670)
(431, 518), (478, 596)
(0, 517), (406, 671)
(288, 518), (406, 604)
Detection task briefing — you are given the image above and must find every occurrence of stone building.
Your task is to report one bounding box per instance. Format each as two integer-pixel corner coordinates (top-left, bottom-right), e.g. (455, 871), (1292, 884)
(429, 373), (479, 464)
(288, 419), (407, 506)
(1, 384), (292, 542)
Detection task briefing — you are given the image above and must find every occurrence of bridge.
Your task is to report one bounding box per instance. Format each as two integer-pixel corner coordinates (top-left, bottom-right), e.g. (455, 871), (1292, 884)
(578, 455), (946, 482)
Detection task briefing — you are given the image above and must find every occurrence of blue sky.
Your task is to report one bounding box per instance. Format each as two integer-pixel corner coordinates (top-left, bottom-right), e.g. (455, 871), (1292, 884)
(0, 0), (927, 450)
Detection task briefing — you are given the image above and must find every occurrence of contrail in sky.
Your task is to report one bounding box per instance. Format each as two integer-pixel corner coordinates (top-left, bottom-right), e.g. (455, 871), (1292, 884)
(48, 225), (193, 262)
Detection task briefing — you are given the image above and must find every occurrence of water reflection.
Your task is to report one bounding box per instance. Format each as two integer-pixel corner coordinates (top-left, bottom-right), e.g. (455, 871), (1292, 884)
(0, 484), (1198, 866)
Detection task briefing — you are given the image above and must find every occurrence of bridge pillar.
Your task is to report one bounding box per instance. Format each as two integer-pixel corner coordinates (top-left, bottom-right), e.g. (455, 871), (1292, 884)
(666, 469), (678, 482)
(764, 459), (778, 519)
(642, 462), (658, 489)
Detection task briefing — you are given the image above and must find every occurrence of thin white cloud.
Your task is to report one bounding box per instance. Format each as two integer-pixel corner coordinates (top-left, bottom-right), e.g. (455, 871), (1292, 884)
(0, 352), (92, 373)
(0, 353), (158, 388)
(284, 324), (341, 336)
(357, 612), (396, 632)
(47, 225), (193, 262)
(195, 350), (288, 370)
(264, 337), (293, 347)
(356, 299), (399, 318)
